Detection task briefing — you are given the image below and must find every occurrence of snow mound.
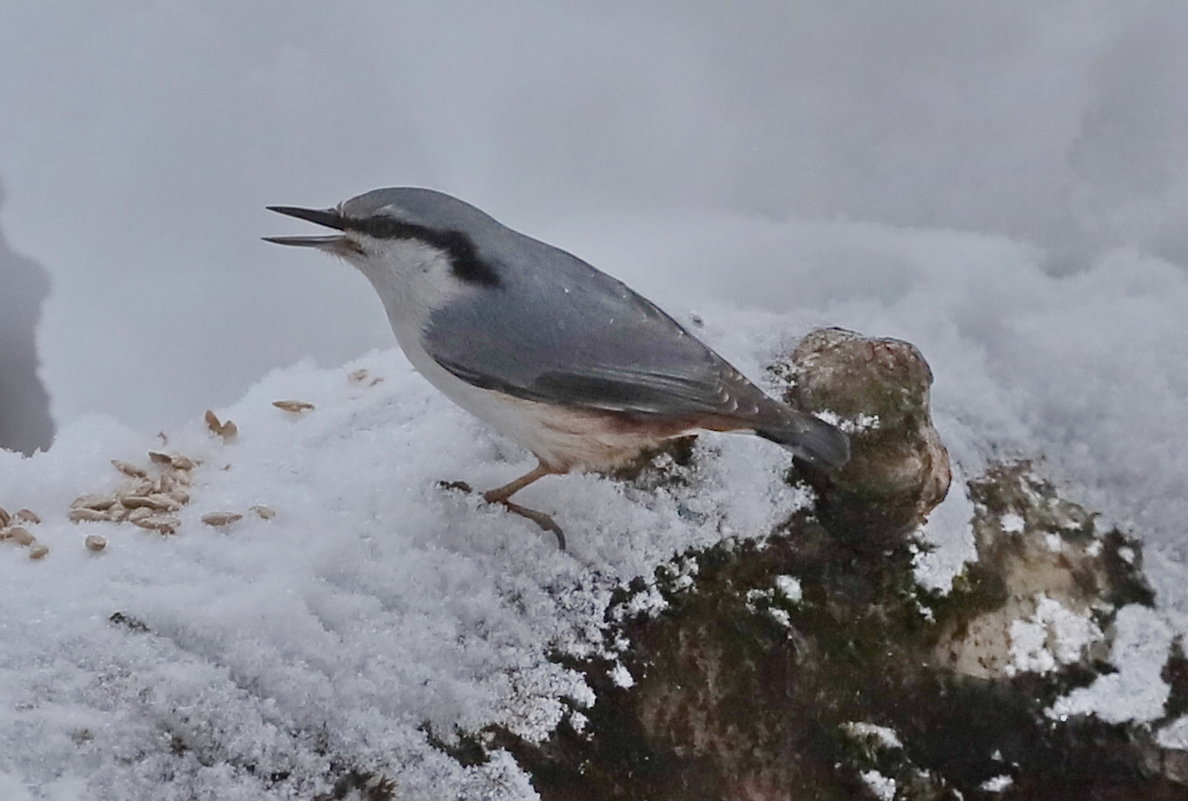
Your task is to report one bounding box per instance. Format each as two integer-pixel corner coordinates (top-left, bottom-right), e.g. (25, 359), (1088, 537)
(0, 347), (805, 800)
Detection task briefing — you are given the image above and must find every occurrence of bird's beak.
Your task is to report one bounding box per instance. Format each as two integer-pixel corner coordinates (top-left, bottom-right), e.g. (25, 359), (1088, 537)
(263, 206), (349, 250)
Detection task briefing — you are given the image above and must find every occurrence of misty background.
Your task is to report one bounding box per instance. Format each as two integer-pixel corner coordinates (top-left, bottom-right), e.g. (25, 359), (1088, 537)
(1, 1), (1185, 431)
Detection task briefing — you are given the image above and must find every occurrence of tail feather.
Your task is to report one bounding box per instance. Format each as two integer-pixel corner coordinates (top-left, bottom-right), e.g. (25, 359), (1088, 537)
(755, 409), (850, 472)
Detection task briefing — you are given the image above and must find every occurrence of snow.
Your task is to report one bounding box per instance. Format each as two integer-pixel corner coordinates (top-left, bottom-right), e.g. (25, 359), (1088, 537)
(859, 769), (897, 801)
(1007, 595), (1103, 676)
(842, 722), (903, 750)
(1048, 605), (1175, 724)
(913, 466), (977, 593)
(608, 665), (636, 690)
(774, 575), (803, 603)
(0, 347), (801, 799)
(1158, 715), (1188, 750)
(980, 774), (1014, 792)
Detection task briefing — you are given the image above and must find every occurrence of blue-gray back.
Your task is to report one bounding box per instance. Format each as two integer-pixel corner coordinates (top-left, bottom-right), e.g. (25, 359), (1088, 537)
(361, 189), (769, 420)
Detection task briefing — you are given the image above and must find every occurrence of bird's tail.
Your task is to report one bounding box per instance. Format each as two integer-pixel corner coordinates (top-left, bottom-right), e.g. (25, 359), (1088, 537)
(754, 405), (850, 472)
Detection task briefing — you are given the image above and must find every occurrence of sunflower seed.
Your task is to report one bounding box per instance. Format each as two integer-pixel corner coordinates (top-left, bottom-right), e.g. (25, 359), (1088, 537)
(10, 527), (35, 546)
(112, 460), (147, 478)
(69, 508), (112, 523)
(28, 544), (49, 560)
(272, 399), (315, 413)
(72, 494), (116, 511)
(85, 535), (107, 552)
(14, 508), (40, 525)
(132, 515), (178, 535)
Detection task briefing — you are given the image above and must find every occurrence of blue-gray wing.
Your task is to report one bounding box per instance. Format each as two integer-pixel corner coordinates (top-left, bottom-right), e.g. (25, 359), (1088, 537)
(421, 261), (765, 420)
(420, 250), (850, 470)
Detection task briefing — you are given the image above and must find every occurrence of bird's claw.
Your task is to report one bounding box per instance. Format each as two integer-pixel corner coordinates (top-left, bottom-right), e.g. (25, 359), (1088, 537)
(497, 500), (566, 550)
(437, 479), (566, 550)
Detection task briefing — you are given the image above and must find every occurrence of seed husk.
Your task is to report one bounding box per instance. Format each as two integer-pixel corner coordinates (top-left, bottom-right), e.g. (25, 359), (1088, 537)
(28, 544), (49, 560)
(14, 508), (40, 525)
(272, 400), (315, 413)
(249, 505), (276, 520)
(204, 410), (238, 441)
(201, 512), (243, 528)
(0, 507), (10, 527)
(85, 535), (107, 552)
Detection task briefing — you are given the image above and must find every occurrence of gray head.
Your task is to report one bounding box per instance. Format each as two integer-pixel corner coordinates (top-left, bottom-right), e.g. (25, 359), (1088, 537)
(264, 187), (506, 286)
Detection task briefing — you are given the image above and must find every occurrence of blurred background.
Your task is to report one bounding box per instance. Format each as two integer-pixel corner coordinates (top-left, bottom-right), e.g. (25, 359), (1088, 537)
(3, 0), (1187, 435)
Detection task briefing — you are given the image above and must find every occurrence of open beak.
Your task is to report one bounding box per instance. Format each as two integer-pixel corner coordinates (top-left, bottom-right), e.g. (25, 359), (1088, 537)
(263, 206), (349, 250)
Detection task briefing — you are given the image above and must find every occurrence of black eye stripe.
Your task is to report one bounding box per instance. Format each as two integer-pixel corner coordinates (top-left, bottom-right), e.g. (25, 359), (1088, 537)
(346, 216), (501, 287)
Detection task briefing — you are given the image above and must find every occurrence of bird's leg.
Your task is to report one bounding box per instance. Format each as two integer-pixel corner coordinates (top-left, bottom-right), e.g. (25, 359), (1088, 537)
(482, 462), (566, 550)
(482, 462), (555, 503)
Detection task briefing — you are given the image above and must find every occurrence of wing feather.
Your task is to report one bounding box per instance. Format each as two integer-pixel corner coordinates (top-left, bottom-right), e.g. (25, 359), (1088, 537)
(422, 257), (764, 420)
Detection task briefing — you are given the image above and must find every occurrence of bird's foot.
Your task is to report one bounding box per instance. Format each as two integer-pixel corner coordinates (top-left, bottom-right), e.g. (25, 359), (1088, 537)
(491, 499), (567, 551)
(437, 479), (566, 550)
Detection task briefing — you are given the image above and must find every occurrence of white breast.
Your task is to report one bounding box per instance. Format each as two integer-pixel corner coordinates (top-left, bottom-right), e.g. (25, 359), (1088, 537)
(354, 241), (685, 472)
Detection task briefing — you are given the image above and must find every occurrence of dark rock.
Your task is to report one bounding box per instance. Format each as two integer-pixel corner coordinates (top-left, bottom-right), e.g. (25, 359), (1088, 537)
(0, 177), (55, 454)
(476, 330), (1187, 800)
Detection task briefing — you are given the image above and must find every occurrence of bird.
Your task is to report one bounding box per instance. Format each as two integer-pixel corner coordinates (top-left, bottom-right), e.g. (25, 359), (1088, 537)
(265, 188), (848, 547)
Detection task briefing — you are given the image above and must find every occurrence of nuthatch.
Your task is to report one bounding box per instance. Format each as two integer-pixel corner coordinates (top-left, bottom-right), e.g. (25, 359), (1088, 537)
(266, 188), (848, 547)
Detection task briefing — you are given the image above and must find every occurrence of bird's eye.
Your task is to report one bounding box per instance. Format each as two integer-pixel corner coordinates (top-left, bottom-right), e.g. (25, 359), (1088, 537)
(360, 215), (403, 239)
